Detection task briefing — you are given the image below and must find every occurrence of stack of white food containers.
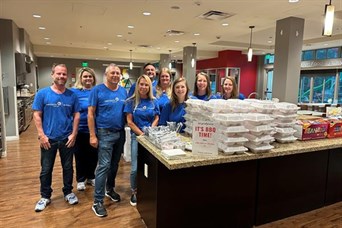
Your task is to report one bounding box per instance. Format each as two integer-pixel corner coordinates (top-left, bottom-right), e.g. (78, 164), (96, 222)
(243, 100), (276, 152)
(272, 102), (299, 143)
(213, 113), (249, 155)
(183, 99), (205, 136)
(243, 113), (275, 152)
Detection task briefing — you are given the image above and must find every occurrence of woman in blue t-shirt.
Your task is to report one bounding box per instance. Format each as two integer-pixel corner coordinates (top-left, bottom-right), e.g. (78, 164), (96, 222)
(124, 75), (160, 206)
(70, 67), (98, 191)
(159, 77), (189, 132)
(155, 67), (172, 111)
(189, 72), (217, 100)
(218, 76), (245, 100)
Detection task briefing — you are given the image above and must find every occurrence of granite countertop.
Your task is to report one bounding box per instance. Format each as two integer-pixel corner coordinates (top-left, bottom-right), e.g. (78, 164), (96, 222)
(137, 136), (342, 170)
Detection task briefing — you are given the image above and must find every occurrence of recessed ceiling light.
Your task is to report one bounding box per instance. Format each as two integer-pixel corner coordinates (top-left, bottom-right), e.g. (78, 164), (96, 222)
(324, 43), (329, 46)
(171, 6), (180, 10)
(194, 33), (200, 36)
(44, 37), (50, 40)
(128, 25), (134, 29)
(267, 40), (272, 44)
(143, 12), (151, 16)
(38, 26), (46, 30)
(289, 0), (299, 2)
(33, 14), (41, 18)
(107, 42), (112, 45)
(117, 34), (123, 38)
(175, 40), (180, 43)
(222, 23), (229, 26)
(104, 46), (108, 49)
(156, 47), (161, 50)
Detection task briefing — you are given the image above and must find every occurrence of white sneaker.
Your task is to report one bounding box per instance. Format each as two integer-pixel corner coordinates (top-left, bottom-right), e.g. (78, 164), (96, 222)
(77, 182), (86, 191)
(35, 198), (51, 212)
(65, 192), (79, 205)
(87, 179), (95, 187)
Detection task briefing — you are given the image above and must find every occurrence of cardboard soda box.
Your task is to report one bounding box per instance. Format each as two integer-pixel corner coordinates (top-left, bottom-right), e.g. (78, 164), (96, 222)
(327, 119), (342, 138)
(294, 116), (328, 140)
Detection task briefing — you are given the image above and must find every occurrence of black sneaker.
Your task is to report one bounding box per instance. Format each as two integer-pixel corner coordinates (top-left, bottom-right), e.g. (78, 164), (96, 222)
(105, 190), (121, 202)
(130, 193), (137, 206)
(92, 202), (107, 217)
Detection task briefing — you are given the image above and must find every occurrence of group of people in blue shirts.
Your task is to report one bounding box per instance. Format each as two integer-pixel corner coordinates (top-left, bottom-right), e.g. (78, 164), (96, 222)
(32, 62), (244, 217)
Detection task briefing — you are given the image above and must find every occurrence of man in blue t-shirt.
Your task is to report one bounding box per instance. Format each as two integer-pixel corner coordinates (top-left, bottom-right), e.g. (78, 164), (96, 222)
(128, 63), (157, 97)
(33, 63), (80, 212)
(88, 63), (128, 217)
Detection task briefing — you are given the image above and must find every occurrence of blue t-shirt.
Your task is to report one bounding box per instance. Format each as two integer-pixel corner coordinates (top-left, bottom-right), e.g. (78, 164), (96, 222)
(189, 92), (217, 101)
(70, 88), (92, 133)
(159, 101), (186, 132)
(156, 91), (170, 111)
(124, 98), (160, 131)
(217, 93), (245, 100)
(128, 79), (158, 98)
(88, 84), (127, 130)
(32, 87), (80, 140)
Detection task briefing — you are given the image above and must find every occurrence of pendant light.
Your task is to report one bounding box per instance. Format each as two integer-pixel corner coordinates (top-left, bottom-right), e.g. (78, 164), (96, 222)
(191, 43), (196, 68)
(168, 50), (172, 69)
(247, 26), (255, 62)
(129, 50), (133, 70)
(323, 0), (334, 36)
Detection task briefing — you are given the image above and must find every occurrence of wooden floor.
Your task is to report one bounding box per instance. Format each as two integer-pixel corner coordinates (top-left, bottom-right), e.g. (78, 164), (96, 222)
(0, 123), (341, 228)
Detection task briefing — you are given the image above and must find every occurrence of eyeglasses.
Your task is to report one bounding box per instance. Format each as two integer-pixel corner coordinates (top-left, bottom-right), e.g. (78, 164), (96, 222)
(82, 75), (93, 78)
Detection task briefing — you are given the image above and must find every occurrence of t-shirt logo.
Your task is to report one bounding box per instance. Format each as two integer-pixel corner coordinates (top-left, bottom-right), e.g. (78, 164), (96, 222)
(115, 97), (119, 102)
(143, 106), (147, 110)
(57, 101), (62, 106)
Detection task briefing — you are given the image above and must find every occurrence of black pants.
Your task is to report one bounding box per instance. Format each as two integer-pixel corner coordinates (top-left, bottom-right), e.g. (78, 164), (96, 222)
(74, 132), (98, 182)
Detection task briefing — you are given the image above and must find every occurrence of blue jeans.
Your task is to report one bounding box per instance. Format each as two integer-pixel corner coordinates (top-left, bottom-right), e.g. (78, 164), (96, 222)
(94, 129), (125, 203)
(130, 133), (138, 191)
(40, 138), (74, 199)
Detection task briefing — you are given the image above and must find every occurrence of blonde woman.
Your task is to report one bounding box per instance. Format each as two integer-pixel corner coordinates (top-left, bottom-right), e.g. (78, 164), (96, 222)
(124, 75), (160, 206)
(155, 67), (172, 110)
(70, 67), (97, 191)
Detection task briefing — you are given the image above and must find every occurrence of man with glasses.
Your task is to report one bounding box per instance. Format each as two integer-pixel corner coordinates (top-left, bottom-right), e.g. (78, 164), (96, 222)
(88, 63), (127, 217)
(33, 63), (80, 212)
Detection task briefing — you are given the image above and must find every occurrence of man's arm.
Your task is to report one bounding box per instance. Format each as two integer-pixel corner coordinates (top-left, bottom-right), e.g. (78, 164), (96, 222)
(88, 106), (98, 148)
(66, 112), (80, 148)
(33, 110), (50, 150)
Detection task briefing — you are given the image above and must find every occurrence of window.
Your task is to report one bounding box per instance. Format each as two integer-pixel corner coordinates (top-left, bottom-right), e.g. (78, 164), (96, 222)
(302, 50), (315, 61)
(298, 76), (311, 103)
(316, 49), (327, 60)
(339, 72), (342, 103)
(327, 47), (339, 59)
(264, 54), (274, 64)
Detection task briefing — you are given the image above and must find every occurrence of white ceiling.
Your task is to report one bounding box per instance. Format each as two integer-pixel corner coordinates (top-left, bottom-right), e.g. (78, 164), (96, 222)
(0, 0), (341, 63)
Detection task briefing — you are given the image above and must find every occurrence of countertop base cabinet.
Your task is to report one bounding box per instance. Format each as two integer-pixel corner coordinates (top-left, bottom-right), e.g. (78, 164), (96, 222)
(255, 151), (329, 225)
(137, 143), (257, 228)
(326, 148), (342, 205)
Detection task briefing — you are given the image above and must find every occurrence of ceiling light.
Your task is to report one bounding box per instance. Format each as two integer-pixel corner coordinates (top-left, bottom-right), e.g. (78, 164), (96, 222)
(194, 33), (200, 36)
(117, 34), (123, 38)
(323, 0), (334, 36)
(33, 14), (41, 18)
(143, 12), (151, 16)
(174, 40), (180, 43)
(128, 25), (134, 29)
(107, 42), (112, 45)
(44, 37), (50, 40)
(267, 40), (272, 44)
(38, 26), (46, 30)
(289, 0), (299, 3)
(222, 23), (229, 26)
(247, 25), (255, 62)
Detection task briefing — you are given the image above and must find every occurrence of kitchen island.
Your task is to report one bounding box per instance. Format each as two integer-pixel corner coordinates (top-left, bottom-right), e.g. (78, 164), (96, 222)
(136, 136), (342, 227)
